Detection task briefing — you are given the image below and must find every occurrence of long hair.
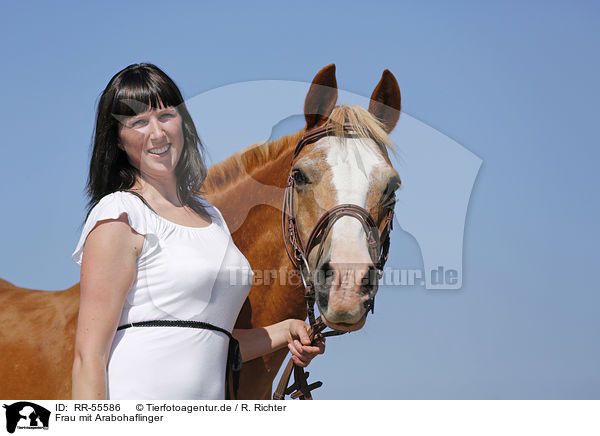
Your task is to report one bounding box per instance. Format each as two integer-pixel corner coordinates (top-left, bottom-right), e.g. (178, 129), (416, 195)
(85, 63), (210, 221)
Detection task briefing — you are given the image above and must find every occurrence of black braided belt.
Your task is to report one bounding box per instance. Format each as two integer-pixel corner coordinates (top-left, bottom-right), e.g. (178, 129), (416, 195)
(117, 320), (242, 399)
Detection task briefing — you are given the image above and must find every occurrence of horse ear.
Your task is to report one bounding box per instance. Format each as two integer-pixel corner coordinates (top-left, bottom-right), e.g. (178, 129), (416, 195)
(368, 69), (401, 133)
(304, 64), (338, 131)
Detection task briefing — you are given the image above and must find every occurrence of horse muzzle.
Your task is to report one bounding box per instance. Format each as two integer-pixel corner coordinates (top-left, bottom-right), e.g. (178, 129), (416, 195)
(314, 261), (379, 328)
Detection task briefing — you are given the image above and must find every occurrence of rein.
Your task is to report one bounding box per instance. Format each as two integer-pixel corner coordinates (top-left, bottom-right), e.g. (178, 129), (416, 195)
(274, 123), (395, 400)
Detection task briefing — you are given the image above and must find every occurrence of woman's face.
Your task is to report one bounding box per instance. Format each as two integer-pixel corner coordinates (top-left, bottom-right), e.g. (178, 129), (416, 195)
(118, 104), (185, 181)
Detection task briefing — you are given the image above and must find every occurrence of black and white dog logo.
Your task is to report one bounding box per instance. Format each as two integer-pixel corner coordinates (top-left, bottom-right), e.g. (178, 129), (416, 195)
(3, 402), (50, 433)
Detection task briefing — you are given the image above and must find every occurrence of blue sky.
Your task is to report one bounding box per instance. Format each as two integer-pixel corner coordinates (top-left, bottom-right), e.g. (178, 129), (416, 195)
(0, 1), (598, 399)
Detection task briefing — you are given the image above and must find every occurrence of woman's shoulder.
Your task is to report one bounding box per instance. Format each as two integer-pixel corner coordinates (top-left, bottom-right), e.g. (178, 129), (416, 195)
(73, 191), (153, 265)
(90, 190), (140, 209)
(85, 191), (151, 224)
(193, 195), (228, 231)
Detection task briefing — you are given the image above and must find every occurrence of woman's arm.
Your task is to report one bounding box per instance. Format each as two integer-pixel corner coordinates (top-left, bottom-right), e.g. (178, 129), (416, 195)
(72, 214), (144, 400)
(233, 319), (325, 367)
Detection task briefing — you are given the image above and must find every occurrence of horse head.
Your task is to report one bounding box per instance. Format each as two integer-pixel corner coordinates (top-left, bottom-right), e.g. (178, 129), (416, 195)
(289, 64), (402, 331)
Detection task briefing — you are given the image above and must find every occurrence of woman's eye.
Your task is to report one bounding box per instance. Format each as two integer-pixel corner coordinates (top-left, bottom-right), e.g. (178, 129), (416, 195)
(159, 113), (175, 121)
(131, 119), (146, 127)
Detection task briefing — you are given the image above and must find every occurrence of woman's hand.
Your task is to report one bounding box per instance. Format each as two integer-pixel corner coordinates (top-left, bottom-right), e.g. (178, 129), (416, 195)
(286, 320), (326, 367)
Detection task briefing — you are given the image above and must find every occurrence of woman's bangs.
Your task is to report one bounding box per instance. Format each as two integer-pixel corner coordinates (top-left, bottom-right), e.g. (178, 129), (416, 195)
(112, 73), (182, 117)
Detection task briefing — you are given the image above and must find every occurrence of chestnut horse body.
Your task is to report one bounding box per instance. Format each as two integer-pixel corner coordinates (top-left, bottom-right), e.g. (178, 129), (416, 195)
(0, 65), (401, 399)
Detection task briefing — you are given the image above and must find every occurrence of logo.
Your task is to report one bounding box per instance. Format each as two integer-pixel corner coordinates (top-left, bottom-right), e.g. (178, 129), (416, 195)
(2, 402), (50, 434)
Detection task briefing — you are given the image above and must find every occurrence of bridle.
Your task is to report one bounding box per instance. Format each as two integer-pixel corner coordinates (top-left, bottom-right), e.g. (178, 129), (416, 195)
(273, 123), (395, 399)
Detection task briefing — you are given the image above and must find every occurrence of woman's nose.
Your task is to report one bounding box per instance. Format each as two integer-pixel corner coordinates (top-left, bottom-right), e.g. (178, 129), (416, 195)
(148, 117), (165, 140)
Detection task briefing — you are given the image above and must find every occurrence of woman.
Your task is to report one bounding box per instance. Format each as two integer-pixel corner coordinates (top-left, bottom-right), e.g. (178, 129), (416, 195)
(71, 63), (324, 400)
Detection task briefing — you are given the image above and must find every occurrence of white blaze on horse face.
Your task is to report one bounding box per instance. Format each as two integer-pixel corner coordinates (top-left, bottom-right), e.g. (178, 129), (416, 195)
(319, 136), (387, 321)
(321, 136), (386, 263)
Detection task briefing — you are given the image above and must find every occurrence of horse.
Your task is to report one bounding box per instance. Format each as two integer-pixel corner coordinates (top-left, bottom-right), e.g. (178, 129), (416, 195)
(0, 64), (402, 400)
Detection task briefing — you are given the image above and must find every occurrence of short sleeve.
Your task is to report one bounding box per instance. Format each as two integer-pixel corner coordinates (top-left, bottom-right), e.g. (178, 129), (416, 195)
(71, 192), (152, 265)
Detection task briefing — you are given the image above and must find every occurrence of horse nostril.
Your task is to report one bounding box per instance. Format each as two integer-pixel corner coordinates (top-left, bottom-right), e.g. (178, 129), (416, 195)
(314, 261), (333, 311)
(360, 265), (378, 295)
(318, 291), (329, 310)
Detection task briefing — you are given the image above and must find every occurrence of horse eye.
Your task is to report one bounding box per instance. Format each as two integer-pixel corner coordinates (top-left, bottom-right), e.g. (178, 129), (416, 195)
(292, 169), (311, 187)
(388, 175), (401, 192)
(382, 177), (401, 206)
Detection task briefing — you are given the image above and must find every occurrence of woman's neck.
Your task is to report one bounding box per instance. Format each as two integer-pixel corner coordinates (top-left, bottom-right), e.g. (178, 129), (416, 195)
(131, 174), (182, 207)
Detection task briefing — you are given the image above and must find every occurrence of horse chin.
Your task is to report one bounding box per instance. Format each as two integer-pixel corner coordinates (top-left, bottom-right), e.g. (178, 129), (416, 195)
(321, 314), (366, 332)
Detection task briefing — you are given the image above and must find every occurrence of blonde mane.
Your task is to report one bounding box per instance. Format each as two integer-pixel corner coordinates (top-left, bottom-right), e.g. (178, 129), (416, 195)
(202, 105), (395, 192)
(325, 105), (393, 151)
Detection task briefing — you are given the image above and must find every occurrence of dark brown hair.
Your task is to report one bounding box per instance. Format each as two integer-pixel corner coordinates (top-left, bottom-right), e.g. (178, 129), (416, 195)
(85, 63), (210, 221)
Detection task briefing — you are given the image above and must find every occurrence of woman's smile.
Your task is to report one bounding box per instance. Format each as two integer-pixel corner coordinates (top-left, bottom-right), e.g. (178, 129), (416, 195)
(148, 143), (171, 156)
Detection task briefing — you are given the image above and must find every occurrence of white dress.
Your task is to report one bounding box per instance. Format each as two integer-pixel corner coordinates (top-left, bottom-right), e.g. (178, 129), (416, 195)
(72, 191), (253, 399)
